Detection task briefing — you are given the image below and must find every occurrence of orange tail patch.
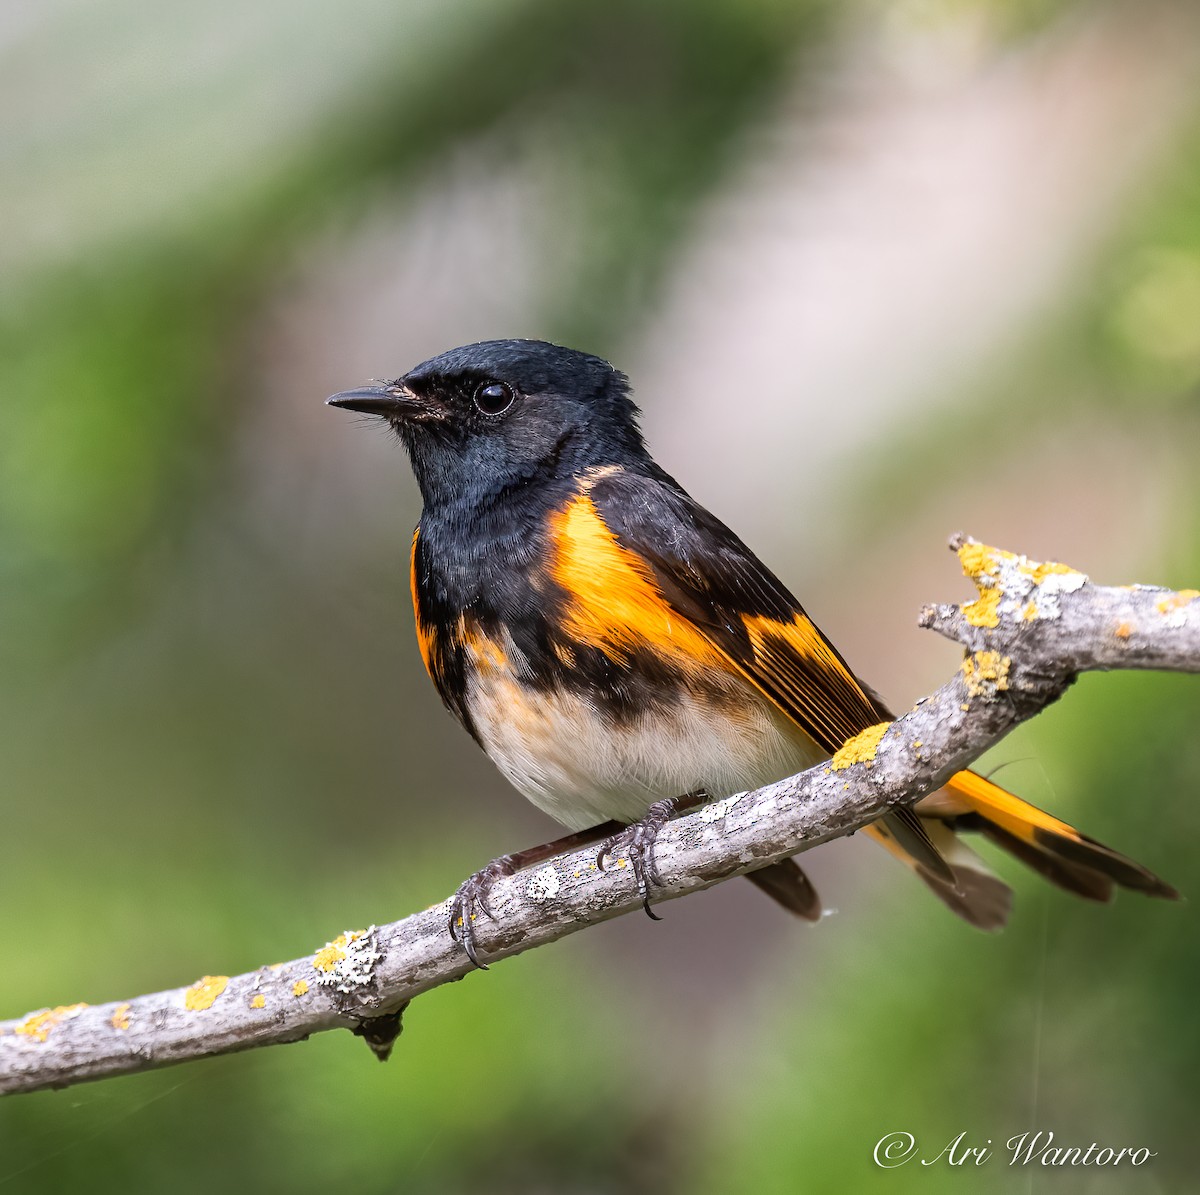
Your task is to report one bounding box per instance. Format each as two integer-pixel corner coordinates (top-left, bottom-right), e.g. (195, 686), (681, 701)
(942, 770), (1179, 901)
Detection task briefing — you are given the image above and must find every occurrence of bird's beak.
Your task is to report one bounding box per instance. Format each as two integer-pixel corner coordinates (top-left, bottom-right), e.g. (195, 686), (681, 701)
(325, 383), (432, 420)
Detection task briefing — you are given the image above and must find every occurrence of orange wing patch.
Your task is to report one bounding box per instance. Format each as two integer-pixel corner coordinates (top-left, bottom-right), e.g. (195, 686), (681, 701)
(740, 614), (881, 752)
(550, 491), (880, 754)
(548, 494), (725, 673)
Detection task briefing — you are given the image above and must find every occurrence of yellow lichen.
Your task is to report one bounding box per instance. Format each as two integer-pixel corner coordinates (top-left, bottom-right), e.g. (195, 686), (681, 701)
(957, 539), (1084, 627)
(912, 740), (922, 749)
(830, 722), (890, 770)
(962, 587), (1002, 628)
(15, 1003), (88, 1043)
(958, 541), (1006, 580)
(1156, 589), (1200, 615)
(1023, 559), (1079, 583)
(313, 932), (357, 974)
(184, 975), (228, 1012)
(1114, 621), (1133, 639)
(292, 980), (309, 998)
(961, 651), (1011, 698)
(249, 994), (266, 1010)
(110, 1003), (131, 1031)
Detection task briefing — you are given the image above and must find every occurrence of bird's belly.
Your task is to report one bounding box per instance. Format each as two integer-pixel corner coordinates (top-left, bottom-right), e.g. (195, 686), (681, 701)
(464, 666), (825, 831)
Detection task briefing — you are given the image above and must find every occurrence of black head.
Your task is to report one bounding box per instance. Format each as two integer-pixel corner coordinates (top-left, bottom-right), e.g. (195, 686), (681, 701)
(327, 339), (645, 511)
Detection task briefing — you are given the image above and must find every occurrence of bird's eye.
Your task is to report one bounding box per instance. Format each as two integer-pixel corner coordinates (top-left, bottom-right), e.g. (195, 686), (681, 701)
(473, 381), (516, 416)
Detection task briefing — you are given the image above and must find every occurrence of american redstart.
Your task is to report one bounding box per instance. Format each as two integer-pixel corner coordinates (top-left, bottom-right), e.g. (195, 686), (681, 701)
(328, 339), (1177, 966)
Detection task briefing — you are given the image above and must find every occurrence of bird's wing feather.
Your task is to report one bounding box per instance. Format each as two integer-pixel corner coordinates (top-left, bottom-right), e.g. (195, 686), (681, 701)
(582, 467), (955, 883)
(586, 466), (891, 751)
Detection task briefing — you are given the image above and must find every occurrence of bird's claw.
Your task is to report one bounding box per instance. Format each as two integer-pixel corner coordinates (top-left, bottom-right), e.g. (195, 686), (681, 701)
(448, 856), (516, 969)
(596, 796), (683, 919)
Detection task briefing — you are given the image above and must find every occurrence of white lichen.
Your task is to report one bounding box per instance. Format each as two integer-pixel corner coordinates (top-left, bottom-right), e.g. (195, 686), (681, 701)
(1032, 568), (1088, 619)
(698, 794), (741, 823)
(526, 865), (561, 901)
(312, 927), (383, 994)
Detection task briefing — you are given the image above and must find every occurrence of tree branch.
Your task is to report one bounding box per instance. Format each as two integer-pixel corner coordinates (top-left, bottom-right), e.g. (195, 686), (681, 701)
(3, 537), (1197, 1096)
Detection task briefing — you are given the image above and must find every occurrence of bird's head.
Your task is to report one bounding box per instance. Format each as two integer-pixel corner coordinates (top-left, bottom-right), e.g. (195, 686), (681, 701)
(327, 339), (644, 510)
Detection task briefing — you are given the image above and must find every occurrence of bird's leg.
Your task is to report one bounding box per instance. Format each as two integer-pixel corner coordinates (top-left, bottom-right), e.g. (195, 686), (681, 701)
(596, 790), (711, 919)
(451, 791), (712, 965)
(449, 820), (623, 969)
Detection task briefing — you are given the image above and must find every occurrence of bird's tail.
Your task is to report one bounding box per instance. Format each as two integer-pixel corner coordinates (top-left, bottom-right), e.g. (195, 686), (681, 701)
(745, 858), (823, 921)
(865, 769), (1179, 930)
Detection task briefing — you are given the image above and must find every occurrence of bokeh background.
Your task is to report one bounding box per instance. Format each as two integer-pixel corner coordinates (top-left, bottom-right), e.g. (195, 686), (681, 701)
(2, 0), (1199, 1191)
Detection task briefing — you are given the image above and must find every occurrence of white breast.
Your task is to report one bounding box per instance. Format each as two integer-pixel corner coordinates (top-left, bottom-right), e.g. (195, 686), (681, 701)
(465, 657), (825, 831)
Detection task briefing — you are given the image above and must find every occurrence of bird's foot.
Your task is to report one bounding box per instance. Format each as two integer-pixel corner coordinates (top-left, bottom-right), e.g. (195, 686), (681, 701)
(446, 822), (627, 969)
(448, 855), (516, 970)
(597, 792), (707, 919)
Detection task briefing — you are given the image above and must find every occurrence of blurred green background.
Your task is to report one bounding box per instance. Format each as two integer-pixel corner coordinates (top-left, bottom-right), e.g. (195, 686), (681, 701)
(2, 0), (1199, 1191)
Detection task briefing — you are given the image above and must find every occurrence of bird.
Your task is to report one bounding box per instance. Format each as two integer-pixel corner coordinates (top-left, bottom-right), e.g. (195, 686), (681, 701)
(327, 338), (1178, 966)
